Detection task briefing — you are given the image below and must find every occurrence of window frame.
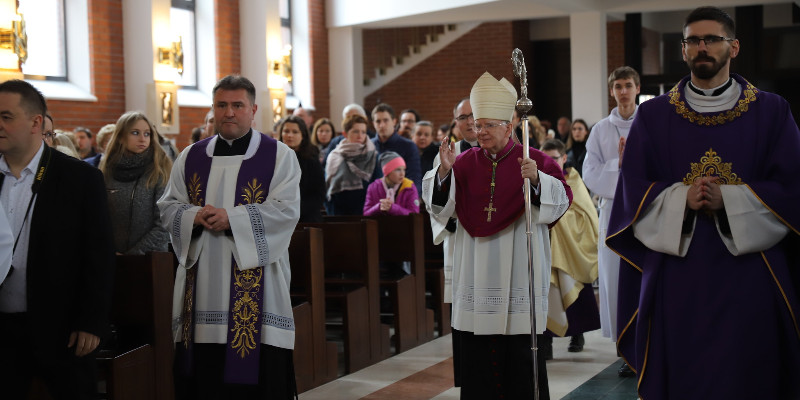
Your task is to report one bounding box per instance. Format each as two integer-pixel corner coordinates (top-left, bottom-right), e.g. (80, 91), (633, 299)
(20, 0), (69, 82)
(171, 0), (199, 90)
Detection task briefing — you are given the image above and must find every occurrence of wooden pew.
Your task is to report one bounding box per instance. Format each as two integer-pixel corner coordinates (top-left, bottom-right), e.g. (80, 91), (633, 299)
(324, 214), (435, 349)
(291, 301), (314, 392)
(298, 220), (391, 373)
(289, 227), (338, 391)
(98, 252), (175, 400)
(421, 208), (451, 336)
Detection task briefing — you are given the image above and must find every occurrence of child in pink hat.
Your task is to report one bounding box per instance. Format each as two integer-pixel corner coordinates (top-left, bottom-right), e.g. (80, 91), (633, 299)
(363, 151), (420, 215)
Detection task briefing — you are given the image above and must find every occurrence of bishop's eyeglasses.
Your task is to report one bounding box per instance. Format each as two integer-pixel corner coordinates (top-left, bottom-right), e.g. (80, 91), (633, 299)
(681, 35), (735, 47)
(473, 122), (508, 133)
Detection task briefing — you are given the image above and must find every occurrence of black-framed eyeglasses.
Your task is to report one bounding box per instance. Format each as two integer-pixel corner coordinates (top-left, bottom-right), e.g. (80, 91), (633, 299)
(42, 131), (56, 140)
(681, 35), (734, 47)
(455, 113), (474, 122)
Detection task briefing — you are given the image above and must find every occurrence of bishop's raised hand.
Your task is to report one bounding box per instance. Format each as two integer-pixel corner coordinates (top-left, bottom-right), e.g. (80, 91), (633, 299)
(438, 140), (457, 180)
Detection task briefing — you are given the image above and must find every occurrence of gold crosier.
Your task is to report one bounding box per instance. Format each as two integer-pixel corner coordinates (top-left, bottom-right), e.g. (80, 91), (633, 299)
(482, 143), (517, 222)
(230, 178), (266, 358)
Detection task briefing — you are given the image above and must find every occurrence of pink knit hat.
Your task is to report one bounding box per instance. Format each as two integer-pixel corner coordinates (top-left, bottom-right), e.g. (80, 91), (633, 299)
(380, 151), (406, 176)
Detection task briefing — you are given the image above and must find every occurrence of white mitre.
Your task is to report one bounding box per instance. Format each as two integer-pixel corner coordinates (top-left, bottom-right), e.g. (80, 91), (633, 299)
(469, 71), (517, 121)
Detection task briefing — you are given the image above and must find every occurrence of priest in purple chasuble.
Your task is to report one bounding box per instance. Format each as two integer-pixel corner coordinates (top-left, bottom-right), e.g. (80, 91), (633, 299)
(158, 75), (301, 399)
(606, 7), (800, 400)
(423, 72), (572, 400)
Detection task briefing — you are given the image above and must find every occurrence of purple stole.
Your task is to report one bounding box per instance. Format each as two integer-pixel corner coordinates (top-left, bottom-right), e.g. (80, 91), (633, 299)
(177, 133), (278, 385)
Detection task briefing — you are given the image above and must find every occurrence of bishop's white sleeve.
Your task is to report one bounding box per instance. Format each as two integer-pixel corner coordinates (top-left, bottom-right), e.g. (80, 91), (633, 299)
(717, 185), (788, 255)
(158, 147), (203, 268)
(423, 161), (457, 241)
(227, 144), (301, 270)
(0, 202), (12, 284)
(633, 183), (693, 256)
(535, 171), (570, 225)
(582, 126), (620, 199)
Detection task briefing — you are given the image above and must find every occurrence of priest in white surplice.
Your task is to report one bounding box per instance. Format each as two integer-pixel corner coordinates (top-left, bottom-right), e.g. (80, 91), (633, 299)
(159, 75), (300, 399)
(423, 72), (571, 400)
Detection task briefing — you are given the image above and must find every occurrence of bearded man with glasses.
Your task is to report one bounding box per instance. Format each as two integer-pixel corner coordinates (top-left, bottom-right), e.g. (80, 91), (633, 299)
(607, 6), (800, 399)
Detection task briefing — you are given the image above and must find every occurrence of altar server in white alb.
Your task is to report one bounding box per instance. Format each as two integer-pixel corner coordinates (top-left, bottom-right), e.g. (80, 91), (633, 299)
(158, 75), (301, 399)
(424, 71), (572, 400)
(581, 66), (640, 346)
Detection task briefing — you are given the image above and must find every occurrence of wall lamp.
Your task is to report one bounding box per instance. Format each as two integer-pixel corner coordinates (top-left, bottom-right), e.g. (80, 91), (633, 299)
(158, 36), (184, 76)
(270, 45), (292, 84)
(0, 12), (27, 65)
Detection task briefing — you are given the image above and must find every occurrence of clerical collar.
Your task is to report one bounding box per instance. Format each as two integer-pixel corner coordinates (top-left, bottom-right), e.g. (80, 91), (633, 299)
(214, 130), (252, 156)
(684, 78), (741, 113)
(688, 78), (733, 97)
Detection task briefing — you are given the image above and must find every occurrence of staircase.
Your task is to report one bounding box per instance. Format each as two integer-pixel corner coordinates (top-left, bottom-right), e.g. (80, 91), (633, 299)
(362, 22), (480, 96)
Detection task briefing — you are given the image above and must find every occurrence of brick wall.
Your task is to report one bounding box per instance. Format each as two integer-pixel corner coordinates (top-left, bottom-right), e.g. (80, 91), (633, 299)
(364, 22), (519, 130)
(308, 0), (330, 121)
(363, 25), (446, 82)
(47, 0), (125, 141)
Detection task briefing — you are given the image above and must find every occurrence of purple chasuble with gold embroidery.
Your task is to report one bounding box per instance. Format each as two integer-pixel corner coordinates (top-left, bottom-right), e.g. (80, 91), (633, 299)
(607, 74), (800, 399)
(453, 139), (569, 237)
(179, 133), (278, 385)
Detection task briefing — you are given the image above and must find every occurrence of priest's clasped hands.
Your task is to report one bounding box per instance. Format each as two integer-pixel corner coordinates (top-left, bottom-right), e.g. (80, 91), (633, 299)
(687, 176), (724, 211)
(194, 204), (231, 231)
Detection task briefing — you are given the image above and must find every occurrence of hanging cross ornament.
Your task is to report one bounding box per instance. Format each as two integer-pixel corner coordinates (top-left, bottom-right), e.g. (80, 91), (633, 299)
(484, 202), (496, 222)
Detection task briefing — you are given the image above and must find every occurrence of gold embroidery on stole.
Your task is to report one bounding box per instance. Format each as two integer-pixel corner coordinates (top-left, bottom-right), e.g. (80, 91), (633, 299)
(188, 173), (205, 206)
(230, 265), (263, 358)
(229, 178), (265, 358)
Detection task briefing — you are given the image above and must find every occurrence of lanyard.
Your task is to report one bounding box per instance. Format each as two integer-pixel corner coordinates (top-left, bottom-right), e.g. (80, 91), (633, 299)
(0, 145), (52, 257)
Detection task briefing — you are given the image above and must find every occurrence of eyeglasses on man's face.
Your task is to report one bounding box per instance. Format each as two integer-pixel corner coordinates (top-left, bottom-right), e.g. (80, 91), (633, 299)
(454, 113), (474, 122)
(42, 131), (56, 140)
(681, 35), (734, 47)
(473, 122), (508, 133)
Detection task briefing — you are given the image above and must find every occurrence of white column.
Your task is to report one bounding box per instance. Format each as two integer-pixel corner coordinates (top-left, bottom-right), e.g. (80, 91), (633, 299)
(328, 26), (363, 129)
(239, 0), (281, 132)
(122, 0), (165, 112)
(291, 0), (312, 109)
(569, 11), (608, 125)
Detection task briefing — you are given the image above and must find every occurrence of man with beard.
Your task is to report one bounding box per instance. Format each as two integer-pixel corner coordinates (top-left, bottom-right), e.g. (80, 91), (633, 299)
(607, 6), (800, 399)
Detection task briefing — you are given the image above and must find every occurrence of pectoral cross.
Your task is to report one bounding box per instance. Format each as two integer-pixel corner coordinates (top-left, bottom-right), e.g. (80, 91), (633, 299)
(484, 202), (497, 222)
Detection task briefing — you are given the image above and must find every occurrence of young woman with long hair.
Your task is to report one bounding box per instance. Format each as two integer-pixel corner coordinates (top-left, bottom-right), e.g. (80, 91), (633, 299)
(99, 111), (172, 254)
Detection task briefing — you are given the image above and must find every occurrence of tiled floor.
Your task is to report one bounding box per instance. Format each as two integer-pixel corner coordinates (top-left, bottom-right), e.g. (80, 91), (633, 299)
(299, 329), (638, 400)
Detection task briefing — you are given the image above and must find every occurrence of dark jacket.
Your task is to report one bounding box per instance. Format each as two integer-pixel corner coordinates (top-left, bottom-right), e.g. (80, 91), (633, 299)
(297, 153), (325, 223)
(25, 146), (115, 360)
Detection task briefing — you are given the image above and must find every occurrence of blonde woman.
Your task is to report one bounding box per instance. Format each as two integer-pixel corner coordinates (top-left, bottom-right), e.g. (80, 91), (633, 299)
(99, 111), (172, 254)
